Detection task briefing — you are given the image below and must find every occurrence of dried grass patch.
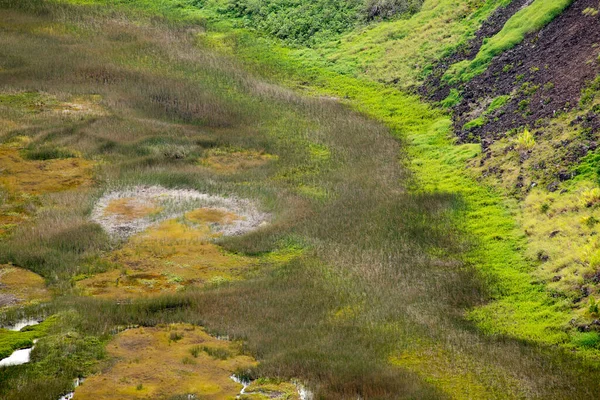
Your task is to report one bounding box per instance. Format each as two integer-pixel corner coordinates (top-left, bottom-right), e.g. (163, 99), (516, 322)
(78, 214), (256, 299)
(201, 148), (276, 174)
(0, 264), (50, 308)
(72, 324), (256, 400)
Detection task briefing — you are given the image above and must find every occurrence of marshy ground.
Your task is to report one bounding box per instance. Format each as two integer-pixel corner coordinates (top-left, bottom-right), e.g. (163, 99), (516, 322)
(1, 0), (600, 399)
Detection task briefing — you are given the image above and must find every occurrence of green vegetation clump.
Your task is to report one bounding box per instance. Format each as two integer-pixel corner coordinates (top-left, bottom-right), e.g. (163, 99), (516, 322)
(22, 147), (78, 160)
(217, 0), (424, 45)
(0, 317), (56, 360)
(581, 75), (600, 107)
(463, 116), (486, 131)
(487, 94), (510, 113)
(441, 88), (462, 108)
(219, 0), (363, 45)
(201, 345), (231, 360)
(444, 0), (573, 83)
(363, 0), (424, 21)
(515, 128), (535, 151)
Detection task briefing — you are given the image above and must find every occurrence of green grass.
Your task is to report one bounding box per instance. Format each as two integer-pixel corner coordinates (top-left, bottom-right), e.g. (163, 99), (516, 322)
(463, 116), (486, 131)
(444, 0), (573, 84)
(215, 0), (426, 46)
(441, 88), (462, 108)
(0, 317), (55, 359)
(487, 94), (510, 114)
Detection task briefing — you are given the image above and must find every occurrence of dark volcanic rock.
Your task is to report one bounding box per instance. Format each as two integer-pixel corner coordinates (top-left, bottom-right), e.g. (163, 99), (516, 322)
(423, 0), (600, 144)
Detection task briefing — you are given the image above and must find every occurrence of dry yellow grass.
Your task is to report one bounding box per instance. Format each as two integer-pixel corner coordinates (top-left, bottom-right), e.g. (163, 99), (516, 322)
(72, 324), (256, 400)
(103, 197), (162, 222)
(0, 146), (94, 195)
(0, 264), (50, 308)
(201, 149), (276, 174)
(0, 143), (94, 235)
(78, 209), (257, 299)
(185, 208), (241, 225)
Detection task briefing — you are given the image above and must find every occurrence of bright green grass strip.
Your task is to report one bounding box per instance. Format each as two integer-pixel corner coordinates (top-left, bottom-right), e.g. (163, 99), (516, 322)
(444, 0), (573, 84)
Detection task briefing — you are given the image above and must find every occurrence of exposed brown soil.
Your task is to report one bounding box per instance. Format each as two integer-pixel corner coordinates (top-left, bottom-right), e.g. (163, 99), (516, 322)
(424, 0), (600, 147)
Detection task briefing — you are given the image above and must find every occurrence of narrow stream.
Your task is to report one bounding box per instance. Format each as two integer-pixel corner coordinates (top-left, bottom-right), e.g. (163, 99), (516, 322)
(0, 318), (44, 368)
(2, 318), (40, 331)
(230, 374), (249, 397)
(0, 339), (38, 367)
(230, 375), (314, 399)
(57, 378), (84, 400)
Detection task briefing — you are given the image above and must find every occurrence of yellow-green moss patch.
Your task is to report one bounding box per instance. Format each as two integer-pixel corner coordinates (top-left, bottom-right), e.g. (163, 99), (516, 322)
(0, 146), (94, 195)
(103, 197), (162, 222)
(390, 344), (525, 399)
(78, 211), (256, 299)
(72, 324), (256, 400)
(241, 378), (300, 400)
(0, 264), (50, 308)
(201, 148), (277, 174)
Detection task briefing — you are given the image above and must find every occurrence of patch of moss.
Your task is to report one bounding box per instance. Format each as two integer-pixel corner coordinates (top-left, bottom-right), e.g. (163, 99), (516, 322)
(486, 95), (510, 114)
(242, 378), (300, 400)
(463, 116), (486, 131)
(72, 324), (257, 399)
(103, 197), (163, 222)
(390, 343), (524, 398)
(441, 88), (462, 108)
(0, 264), (50, 309)
(0, 146), (94, 195)
(201, 148), (277, 174)
(78, 209), (278, 298)
(0, 317), (56, 360)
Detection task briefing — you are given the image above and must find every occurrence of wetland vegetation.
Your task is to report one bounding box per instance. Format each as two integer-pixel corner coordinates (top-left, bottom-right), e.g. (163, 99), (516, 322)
(1, 0), (600, 398)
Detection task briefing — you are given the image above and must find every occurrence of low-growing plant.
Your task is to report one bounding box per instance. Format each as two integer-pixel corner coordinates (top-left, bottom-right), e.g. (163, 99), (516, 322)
(580, 187), (600, 208)
(189, 345), (201, 358)
(518, 99), (530, 112)
(181, 356), (196, 365)
(363, 0), (424, 21)
(487, 95), (510, 114)
(589, 297), (599, 316)
(463, 117), (486, 131)
(515, 128), (535, 151)
(22, 147), (78, 160)
(441, 88), (462, 108)
(201, 346), (231, 360)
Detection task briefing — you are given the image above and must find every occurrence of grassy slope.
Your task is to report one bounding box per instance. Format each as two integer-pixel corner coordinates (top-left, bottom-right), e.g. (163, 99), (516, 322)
(63, 0), (597, 360)
(295, 0), (512, 89)
(185, 2), (583, 348)
(444, 0), (574, 84)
